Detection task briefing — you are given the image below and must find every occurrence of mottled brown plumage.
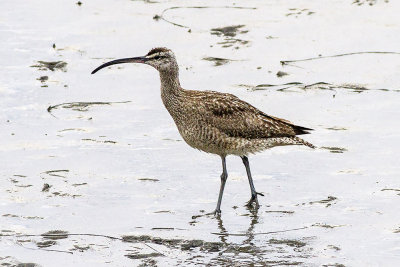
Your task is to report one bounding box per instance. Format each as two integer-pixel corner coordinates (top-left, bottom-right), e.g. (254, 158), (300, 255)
(152, 49), (314, 157)
(92, 47), (315, 214)
(166, 89), (314, 156)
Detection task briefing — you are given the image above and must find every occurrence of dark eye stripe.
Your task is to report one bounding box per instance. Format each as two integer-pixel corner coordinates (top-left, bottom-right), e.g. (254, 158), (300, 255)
(153, 55), (165, 60)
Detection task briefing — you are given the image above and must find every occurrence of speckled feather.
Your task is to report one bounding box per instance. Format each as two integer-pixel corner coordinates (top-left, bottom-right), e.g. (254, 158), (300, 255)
(164, 88), (314, 156)
(145, 48), (315, 157)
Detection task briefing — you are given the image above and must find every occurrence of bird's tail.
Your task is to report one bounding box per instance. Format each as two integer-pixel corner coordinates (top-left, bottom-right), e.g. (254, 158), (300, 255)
(292, 136), (316, 149)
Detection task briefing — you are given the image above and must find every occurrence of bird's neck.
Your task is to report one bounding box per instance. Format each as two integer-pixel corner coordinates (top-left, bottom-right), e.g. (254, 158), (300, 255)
(159, 69), (183, 115)
(159, 69), (182, 98)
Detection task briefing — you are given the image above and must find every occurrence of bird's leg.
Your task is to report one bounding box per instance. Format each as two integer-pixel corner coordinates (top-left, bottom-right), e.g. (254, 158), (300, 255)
(214, 156), (228, 215)
(241, 156), (264, 208)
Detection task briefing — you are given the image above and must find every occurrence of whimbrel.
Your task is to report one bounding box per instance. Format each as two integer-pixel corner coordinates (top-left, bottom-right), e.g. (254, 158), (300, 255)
(92, 47), (314, 214)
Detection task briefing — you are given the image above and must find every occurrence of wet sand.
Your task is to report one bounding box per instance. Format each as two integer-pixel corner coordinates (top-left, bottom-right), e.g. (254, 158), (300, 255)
(1, 0), (400, 266)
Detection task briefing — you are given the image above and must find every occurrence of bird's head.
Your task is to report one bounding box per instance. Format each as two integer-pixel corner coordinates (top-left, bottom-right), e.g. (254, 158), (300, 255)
(91, 47), (178, 74)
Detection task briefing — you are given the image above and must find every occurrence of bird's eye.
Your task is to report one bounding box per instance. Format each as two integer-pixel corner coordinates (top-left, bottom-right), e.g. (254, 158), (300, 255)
(154, 55), (161, 60)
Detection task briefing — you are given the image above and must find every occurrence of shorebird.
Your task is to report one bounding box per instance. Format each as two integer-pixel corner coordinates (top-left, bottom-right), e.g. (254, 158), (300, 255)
(92, 47), (314, 214)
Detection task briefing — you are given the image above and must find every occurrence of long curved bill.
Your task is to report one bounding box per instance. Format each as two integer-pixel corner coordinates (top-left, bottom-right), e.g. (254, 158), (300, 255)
(91, 56), (148, 74)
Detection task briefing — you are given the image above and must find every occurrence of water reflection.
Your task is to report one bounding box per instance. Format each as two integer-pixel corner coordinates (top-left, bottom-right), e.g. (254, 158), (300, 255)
(203, 207), (313, 265)
(214, 206), (259, 245)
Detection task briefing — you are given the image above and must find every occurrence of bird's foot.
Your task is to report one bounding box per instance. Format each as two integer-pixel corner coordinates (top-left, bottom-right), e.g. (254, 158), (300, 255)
(245, 192), (264, 208)
(246, 197), (259, 208)
(205, 208), (221, 217)
(213, 209), (222, 216)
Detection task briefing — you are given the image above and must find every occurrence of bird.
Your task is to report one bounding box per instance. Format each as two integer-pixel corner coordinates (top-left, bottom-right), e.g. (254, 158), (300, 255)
(92, 47), (315, 215)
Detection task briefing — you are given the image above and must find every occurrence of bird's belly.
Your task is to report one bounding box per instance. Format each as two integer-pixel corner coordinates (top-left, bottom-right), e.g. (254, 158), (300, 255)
(177, 126), (223, 154)
(175, 123), (274, 156)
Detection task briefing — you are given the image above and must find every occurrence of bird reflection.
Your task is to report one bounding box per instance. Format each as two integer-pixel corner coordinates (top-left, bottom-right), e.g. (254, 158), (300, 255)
(215, 206), (259, 245)
(189, 205), (260, 245)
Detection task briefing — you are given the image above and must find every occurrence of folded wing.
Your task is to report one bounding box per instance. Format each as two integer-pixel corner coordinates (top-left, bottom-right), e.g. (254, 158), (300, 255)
(185, 90), (312, 139)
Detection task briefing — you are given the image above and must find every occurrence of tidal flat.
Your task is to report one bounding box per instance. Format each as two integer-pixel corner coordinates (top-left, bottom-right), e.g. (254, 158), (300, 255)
(1, 0), (400, 266)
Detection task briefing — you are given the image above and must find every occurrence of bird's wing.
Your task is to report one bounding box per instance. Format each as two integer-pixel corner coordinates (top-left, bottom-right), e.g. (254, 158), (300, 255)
(185, 90), (312, 139)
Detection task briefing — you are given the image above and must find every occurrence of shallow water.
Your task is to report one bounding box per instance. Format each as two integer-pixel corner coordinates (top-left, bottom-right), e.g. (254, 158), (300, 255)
(1, 0), (400, 266)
